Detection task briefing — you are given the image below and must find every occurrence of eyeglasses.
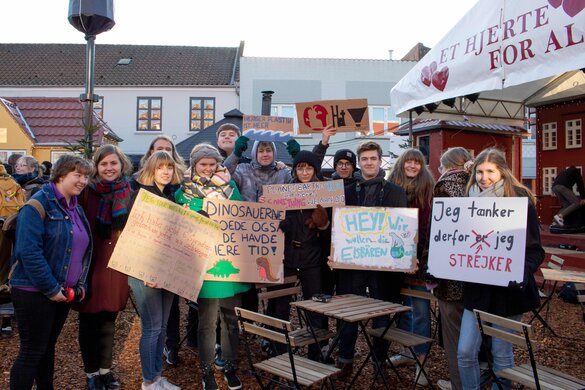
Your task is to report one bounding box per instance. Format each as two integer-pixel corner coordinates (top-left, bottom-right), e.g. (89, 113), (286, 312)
(336, 162), (352, 168)
(296, 167), (314, 173)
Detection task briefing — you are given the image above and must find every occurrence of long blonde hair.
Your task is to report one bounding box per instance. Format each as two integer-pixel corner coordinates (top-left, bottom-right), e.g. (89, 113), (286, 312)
(136, 151), (183, 187)
(387, 148), (435, 207)
(466, 148), (535, 203)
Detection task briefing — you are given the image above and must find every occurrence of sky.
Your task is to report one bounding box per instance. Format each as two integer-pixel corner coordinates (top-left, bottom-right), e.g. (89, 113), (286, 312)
(0, 0), (478, 59)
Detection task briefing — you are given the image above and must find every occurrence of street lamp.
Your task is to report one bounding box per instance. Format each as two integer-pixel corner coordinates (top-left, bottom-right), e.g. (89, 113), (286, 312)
(68, 0), (115, 157)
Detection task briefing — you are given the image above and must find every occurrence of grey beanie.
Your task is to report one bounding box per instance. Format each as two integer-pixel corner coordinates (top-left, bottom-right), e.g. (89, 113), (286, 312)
(189, 143), (223, 167)
(216, 123), (241, 138)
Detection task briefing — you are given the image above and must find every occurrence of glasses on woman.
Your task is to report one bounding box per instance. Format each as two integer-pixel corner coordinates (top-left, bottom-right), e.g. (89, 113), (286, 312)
(296, 167), (314, 173)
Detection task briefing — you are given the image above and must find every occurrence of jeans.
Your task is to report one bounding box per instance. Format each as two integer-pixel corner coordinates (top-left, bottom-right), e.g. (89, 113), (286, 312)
(458, 309), (521, 390)
(10, 288), (70, 390)
(78, 311), (118, 373)
(398, 284), (431, 355)
(129, 277), (174, 382)
(197, 294), (241, 366)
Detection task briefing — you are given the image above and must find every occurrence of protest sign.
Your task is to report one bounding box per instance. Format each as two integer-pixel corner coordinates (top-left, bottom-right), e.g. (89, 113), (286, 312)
(295, 98), (369, 134)
(427, 197), (527, 287)
(108, 189), (221, 302)
(330, 206), (418, 272)
(201, 198), (285, 283)
(262, 179), (346, 210)
(242, 114), (294, 141)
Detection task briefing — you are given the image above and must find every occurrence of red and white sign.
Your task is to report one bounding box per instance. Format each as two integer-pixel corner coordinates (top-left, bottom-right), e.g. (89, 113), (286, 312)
(391, 0), (585, 114)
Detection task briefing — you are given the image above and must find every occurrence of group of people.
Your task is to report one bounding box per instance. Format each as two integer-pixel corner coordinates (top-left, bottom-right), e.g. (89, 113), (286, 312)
(6, 122), (545, 390)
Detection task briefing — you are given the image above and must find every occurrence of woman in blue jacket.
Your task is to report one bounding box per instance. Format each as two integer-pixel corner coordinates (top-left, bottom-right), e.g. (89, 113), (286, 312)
(9, 155), (94, 390)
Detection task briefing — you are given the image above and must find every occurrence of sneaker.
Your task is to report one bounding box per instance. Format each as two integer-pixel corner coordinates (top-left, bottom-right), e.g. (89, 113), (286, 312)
(214, 357), (226, 371)
(553, 214), (564, 226)
(141, 380), (164, 390)
(163, 346), (179, 366)
(99, 371), (121, 389)
(202, 372), (219, 390)
(86, 375), (105, 390)
(335, 361), (353, 379)
(387, 351), (415, 367)
(1, 325), (13, 337)
(158, 377), (180, 390)
(415, 365), (429, 387)
(437, 379), (452, 390)
(223, 369), (243, 390)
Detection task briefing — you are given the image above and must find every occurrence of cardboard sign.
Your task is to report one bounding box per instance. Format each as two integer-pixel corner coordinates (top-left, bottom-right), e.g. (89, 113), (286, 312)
(427, 197), (528, 287)
(262, 180), (346, 210)
(330, 206), (418, 272)
(295, 99), (370, 134)
(108, 189), (221, 302)
(201, 198), (285, 283)
(243, 114), (294, 141)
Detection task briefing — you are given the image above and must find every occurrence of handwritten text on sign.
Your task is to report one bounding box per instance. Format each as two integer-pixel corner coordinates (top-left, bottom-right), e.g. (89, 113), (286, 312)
(243, 114), (294, 142)
(108, 189), (221, 302)
(330, 206), (418, 272)
(202, 199), (285, 284)
(262, 180), (346, 210)
(427, 197), (527, 287)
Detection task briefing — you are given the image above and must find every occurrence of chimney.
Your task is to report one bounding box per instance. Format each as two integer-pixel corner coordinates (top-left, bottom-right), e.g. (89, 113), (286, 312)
(261, 90), (274, 116)
(388, 50), (394, 60)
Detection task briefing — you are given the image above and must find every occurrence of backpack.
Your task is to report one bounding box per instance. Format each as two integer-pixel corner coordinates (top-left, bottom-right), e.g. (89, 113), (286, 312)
(559, 282), (579, 304)
(0, 173), (25, 218)
(0, 199), (46, 304)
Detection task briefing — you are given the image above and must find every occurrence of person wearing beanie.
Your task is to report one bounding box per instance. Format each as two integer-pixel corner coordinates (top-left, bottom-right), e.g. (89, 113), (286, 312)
(332, 149), (358, 184)
(175, 143), (250, 390)
(267, 150), (332, 361)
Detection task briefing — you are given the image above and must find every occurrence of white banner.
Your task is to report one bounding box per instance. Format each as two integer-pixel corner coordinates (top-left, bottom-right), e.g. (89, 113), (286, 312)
(391, 0), (585, 114)
(427, 197), (528, 287)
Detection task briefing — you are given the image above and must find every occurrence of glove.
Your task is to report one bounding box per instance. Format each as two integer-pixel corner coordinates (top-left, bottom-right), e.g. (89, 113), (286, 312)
(233, 136), (249, 157)
(286, 139), (301, 158)
(306, 204), (329, 229)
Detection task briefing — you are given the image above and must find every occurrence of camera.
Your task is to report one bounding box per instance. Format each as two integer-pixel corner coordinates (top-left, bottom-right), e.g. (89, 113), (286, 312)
(312, 293), (331, 303)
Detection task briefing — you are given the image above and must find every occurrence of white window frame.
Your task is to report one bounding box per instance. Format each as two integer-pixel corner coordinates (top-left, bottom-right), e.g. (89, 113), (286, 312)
(0, 149), (26, 163)
(565, 119), (582, 149)
(542, 122), (557, 150)
(542, 167), (557, 195)
(50, 150), (82, 164)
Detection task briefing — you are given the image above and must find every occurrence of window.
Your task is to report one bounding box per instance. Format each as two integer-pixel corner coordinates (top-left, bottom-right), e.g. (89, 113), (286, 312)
(542, 122), (557, 150)
(0, 128), (7, 143)
(370, 106), (399, 136)
(542, 167), (557, 195)
(50, 150), (81, 164)
(565, 119), (582, 148)
(271, 104), (299, 133)
(0, 149), (26, 163)
(190, 98), (215, 131)
(417, 135), (430, 164)
(137, 97), (162, 131)
(94, 96), (104, 118)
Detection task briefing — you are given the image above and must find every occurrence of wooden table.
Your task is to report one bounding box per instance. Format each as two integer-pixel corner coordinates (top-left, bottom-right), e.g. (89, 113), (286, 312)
(291, 294), (410, 389)
(541, 268), (585, 283)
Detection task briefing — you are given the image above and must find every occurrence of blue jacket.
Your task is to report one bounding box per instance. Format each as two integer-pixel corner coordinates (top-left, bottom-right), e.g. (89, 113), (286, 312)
(9, 184), (93, 298)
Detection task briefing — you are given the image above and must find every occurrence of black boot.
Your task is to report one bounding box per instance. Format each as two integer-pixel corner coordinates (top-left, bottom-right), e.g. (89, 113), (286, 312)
(201, 364), (219, 390)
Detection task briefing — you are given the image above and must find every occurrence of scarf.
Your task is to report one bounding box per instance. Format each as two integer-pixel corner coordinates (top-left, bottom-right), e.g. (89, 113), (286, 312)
(184, 166), (234, 200)
(438, 167), (466, 182)
(468, 179), (505, 198)
(90, 176), (132, 239)
(12, 172), (39, 186)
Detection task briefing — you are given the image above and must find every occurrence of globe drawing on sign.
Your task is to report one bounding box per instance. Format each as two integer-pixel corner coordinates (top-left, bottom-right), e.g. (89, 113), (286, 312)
(347, 107), (367, 129)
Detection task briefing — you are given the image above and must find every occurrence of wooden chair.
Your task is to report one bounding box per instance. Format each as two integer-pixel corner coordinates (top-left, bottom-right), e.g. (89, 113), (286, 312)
(256, 274), (300, 315)
(575, 283), (585, 323)
(400, 287), (440, 339)
(474, 309), (585, 390)
(529, 255), (565, 334)
(235, 307), (339, 389)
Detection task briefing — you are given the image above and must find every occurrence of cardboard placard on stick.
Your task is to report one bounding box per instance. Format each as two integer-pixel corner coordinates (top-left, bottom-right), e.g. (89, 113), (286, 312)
(427, 197), (527, 287)
(108, 189), (221, 302)
(295, 98), (369, 134)
(330, 206), (418, 272)
(243, 114), (294, 141)
(262, 180), (346, 210)
(201, 198), (285, 284)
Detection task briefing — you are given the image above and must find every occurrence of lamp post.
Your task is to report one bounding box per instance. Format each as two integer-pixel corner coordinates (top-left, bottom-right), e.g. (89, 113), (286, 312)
(68, 0), (115, 157)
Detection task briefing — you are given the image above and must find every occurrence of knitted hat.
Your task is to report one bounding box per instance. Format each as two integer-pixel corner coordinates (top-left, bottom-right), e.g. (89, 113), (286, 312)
(216, 123), (241, 138)
(333, 149), (357, 168)
(293, 151), (320, 173)
(189, 144), (223, 167)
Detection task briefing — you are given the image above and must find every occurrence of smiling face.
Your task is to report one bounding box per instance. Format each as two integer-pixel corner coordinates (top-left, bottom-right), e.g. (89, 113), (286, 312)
(97, 153), (122, 182)
(404, 159), (422, 179)
(335, 159), (354, 179)
(194, 157), (218, 178)
(475, 161), (502, 191)
(217, 130), (238, 154)
(56, 170), (89, 202)
(15, 158), (34, 174)
(154, 163), (174, 191)
(256, 144), (274, 167)
(358, 150), (381, 180)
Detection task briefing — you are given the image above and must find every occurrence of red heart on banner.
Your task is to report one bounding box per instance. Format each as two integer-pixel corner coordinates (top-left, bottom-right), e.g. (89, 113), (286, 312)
(563, 0), (585, 17)
(420, 66), (432, 86)
(548, 0), (563, 8)
(432, 67), (449, 91)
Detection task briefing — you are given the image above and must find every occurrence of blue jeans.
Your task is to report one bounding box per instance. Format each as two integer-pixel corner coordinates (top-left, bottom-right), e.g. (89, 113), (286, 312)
(398, 284), (431, 355)
(129, 277), (174, 382)
(457, 309), (521, 390)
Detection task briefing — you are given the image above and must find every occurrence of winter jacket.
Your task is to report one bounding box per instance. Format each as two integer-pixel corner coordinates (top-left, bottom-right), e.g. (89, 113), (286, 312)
(10, 184), (93, 298)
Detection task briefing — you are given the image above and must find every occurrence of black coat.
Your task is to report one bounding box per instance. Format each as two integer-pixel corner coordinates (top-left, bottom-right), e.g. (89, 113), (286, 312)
(463, 196), (545, 317)
(279, 208), (330, 269)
